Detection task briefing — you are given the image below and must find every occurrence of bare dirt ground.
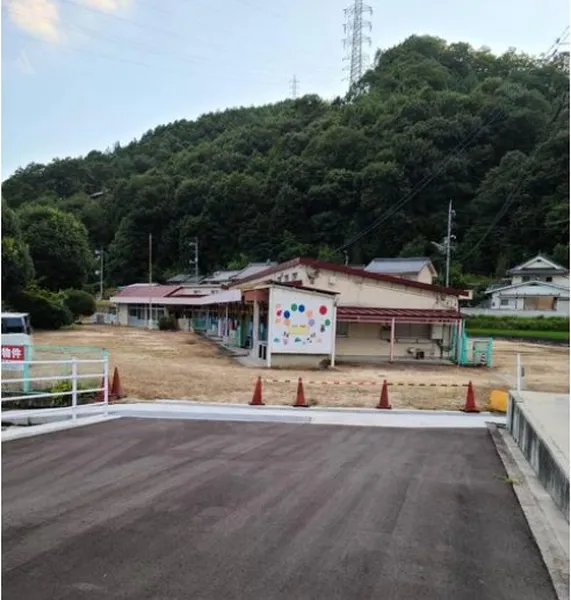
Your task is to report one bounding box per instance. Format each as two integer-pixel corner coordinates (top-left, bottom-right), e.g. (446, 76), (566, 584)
(32, 326), (569, 410)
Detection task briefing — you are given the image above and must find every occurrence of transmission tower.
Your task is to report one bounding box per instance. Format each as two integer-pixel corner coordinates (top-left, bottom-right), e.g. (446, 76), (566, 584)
(289, 75), (299, 99)
(343, 0), (373, 89)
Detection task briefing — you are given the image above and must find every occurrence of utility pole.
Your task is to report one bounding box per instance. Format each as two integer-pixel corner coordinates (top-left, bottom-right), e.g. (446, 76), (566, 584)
(290, 75), (299, 99)
(188, 237), (199, 281)
(430, 201), (455, 287)
(343, 0), (373, 90)
(445, 200), (455, 288)
(95, 248), (104, 300)
(148, 233), (153, 330)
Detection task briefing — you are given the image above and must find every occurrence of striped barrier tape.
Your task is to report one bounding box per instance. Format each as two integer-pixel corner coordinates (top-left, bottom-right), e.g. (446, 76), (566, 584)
(257, 378), (469, 388)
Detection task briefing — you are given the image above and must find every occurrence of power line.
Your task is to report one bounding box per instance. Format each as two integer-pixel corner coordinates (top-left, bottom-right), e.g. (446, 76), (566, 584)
(8, 22), (286, 85)
(334, 34), (569, 257)
(457, 93), (569, 263)
(6, 3), (335, 82)
(342, 0), (372, 90)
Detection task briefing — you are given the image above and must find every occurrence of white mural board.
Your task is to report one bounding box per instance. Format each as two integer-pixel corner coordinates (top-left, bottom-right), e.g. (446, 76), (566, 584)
(268, 287), (335, 355)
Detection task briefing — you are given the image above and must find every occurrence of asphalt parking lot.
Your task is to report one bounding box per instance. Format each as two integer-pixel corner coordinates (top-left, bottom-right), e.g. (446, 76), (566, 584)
(2, 419), (557, 600)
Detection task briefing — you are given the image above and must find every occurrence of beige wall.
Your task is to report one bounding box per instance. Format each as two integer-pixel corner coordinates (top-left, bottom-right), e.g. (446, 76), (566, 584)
(238, 265), (458, 311)
(417, 264), (435, 285)
(117, 305), (129, 326)
(511, 274), (569, 286)
(271, 353), (329, 368)
(335, 322), (454, 361)
(311, 270), (457, 310)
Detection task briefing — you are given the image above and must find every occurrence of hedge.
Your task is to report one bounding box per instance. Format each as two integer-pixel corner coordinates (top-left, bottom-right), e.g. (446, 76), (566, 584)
(465, 315), (569, 332)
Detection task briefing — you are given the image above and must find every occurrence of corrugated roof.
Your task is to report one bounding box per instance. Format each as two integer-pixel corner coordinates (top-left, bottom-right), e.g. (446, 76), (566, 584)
(337, 307), (462, 323)
(232, 258), (464, 296)
(202, 270), (242, 283)
(365, 257), (432, 274)
(234, 262), (278, 281)
(113, 285), (181, 299)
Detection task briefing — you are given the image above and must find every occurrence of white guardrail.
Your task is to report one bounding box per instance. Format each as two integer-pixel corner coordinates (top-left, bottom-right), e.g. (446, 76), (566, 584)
(1, 358), (109, 421)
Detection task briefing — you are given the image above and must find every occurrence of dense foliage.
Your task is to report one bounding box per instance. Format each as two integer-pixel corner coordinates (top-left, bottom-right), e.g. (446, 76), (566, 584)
(1, 200), (93, 329)
(63, 289), (97, 320)
(2, 36), (569, 287)
(11, 286), (73, 330)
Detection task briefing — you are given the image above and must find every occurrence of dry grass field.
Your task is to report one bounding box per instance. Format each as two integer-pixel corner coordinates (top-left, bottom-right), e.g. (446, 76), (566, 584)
(29, 325), (569, 410)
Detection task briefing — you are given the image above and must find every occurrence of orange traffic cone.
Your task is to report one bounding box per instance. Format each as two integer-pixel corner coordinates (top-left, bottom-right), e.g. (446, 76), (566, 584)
(250, 376), (264, 406)
(461, 381), (480, 413)
(110, 367), (125, 401)
(376, 380), (392, 409)
(293, 377), (309, 407)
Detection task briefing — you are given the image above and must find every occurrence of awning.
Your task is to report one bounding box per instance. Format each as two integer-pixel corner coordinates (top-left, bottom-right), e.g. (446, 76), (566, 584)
(337, 306), (462, 324)
(110, 289), (242, 306)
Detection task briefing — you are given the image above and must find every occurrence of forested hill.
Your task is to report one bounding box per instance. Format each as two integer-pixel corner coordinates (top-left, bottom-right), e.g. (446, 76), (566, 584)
(3, 35), (569, 288)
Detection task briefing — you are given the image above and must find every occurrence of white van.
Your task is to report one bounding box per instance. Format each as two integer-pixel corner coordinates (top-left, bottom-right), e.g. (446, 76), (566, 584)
(1, 312), (32, 349)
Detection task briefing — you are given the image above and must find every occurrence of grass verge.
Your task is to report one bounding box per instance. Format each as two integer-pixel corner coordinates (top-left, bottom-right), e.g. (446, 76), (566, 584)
(467, 328), (569, 342)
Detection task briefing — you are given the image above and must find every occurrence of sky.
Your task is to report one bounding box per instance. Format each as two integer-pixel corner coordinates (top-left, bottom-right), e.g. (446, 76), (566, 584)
(1, 0), (569, 179)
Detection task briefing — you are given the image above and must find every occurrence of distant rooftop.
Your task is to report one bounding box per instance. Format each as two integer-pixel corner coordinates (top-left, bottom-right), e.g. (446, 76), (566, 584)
(233, 262), (278, 281)
(201, 270), (242, 284)
(365, 257), (434, 275)
(166, 273), (204, 284)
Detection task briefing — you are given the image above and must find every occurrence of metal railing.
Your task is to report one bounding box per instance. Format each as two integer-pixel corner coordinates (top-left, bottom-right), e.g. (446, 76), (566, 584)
(1, 357), (109, 421)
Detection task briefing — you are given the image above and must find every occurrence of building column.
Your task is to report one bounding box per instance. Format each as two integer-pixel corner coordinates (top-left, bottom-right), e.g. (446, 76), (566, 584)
(252, 301), (260, 356)
(330, 303), (338, 367)
(389, 318), (396, 363)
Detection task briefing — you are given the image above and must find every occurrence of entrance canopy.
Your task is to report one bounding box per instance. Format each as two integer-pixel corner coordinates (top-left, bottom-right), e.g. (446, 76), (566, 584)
(337, 307), (462, 324)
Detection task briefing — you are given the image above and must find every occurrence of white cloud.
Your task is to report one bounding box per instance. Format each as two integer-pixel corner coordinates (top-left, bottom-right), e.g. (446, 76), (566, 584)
(6, 0), (63, 44)
(78, 0), (131, 13)
(15, 50), (36, 75)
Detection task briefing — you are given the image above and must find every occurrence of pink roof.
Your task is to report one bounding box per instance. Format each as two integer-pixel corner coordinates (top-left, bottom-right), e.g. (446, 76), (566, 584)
(337, 306), (462, 323)
(113, 285), (181, 299)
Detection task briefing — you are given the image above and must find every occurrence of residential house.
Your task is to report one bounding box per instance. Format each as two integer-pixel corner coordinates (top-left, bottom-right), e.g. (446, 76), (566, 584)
(485, 255), (569, 314)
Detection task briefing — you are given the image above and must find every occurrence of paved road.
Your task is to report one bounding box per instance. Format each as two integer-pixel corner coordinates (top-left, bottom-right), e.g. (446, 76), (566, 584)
(2, 419), (557, 600)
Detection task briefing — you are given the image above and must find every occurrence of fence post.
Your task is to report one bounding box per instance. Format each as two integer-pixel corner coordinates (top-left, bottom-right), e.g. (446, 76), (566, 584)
(516, 353), (523, 393)
(71, 357), (78, 421)
(103, 356), (109, 416)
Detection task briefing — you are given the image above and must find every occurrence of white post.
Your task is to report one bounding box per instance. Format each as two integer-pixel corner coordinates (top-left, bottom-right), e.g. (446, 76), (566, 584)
(330, 302), (338, 367)
(103, 357), (109, 416)
(71, 357), (78, 421)
(516, 353), (524, 393)
(253, 301), (260, 356)
(389, 318), (396, 363)
(266, 290), (273, 368)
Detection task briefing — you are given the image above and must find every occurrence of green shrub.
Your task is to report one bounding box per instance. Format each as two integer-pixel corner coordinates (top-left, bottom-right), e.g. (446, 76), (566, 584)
(158, 314), (178, 331)
(13, 286), (73, 330)
(63, 289), (96, 319)
(50, 380), (73, 406)
(465, 315), (569, 332)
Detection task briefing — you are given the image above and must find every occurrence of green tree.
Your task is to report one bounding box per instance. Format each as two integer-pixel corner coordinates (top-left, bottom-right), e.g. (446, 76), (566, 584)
(1, 35), (568, 282)
(18, 206), (93, 291)
(63, 289), (97, 319)
(1, 201), (35, 300)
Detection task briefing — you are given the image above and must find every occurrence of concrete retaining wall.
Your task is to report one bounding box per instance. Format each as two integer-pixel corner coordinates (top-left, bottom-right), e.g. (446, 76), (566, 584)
(507, 393), (570, 521)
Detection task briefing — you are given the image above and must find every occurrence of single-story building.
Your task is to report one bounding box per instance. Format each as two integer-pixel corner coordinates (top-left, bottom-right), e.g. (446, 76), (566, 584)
(485, 281), (570, 314)
(228, 258), (469, 367)
(110, 257), (490, 368)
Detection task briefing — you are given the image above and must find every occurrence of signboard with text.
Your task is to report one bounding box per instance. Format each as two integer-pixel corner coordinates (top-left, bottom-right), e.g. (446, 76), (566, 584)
(1, 345), (25, 361)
